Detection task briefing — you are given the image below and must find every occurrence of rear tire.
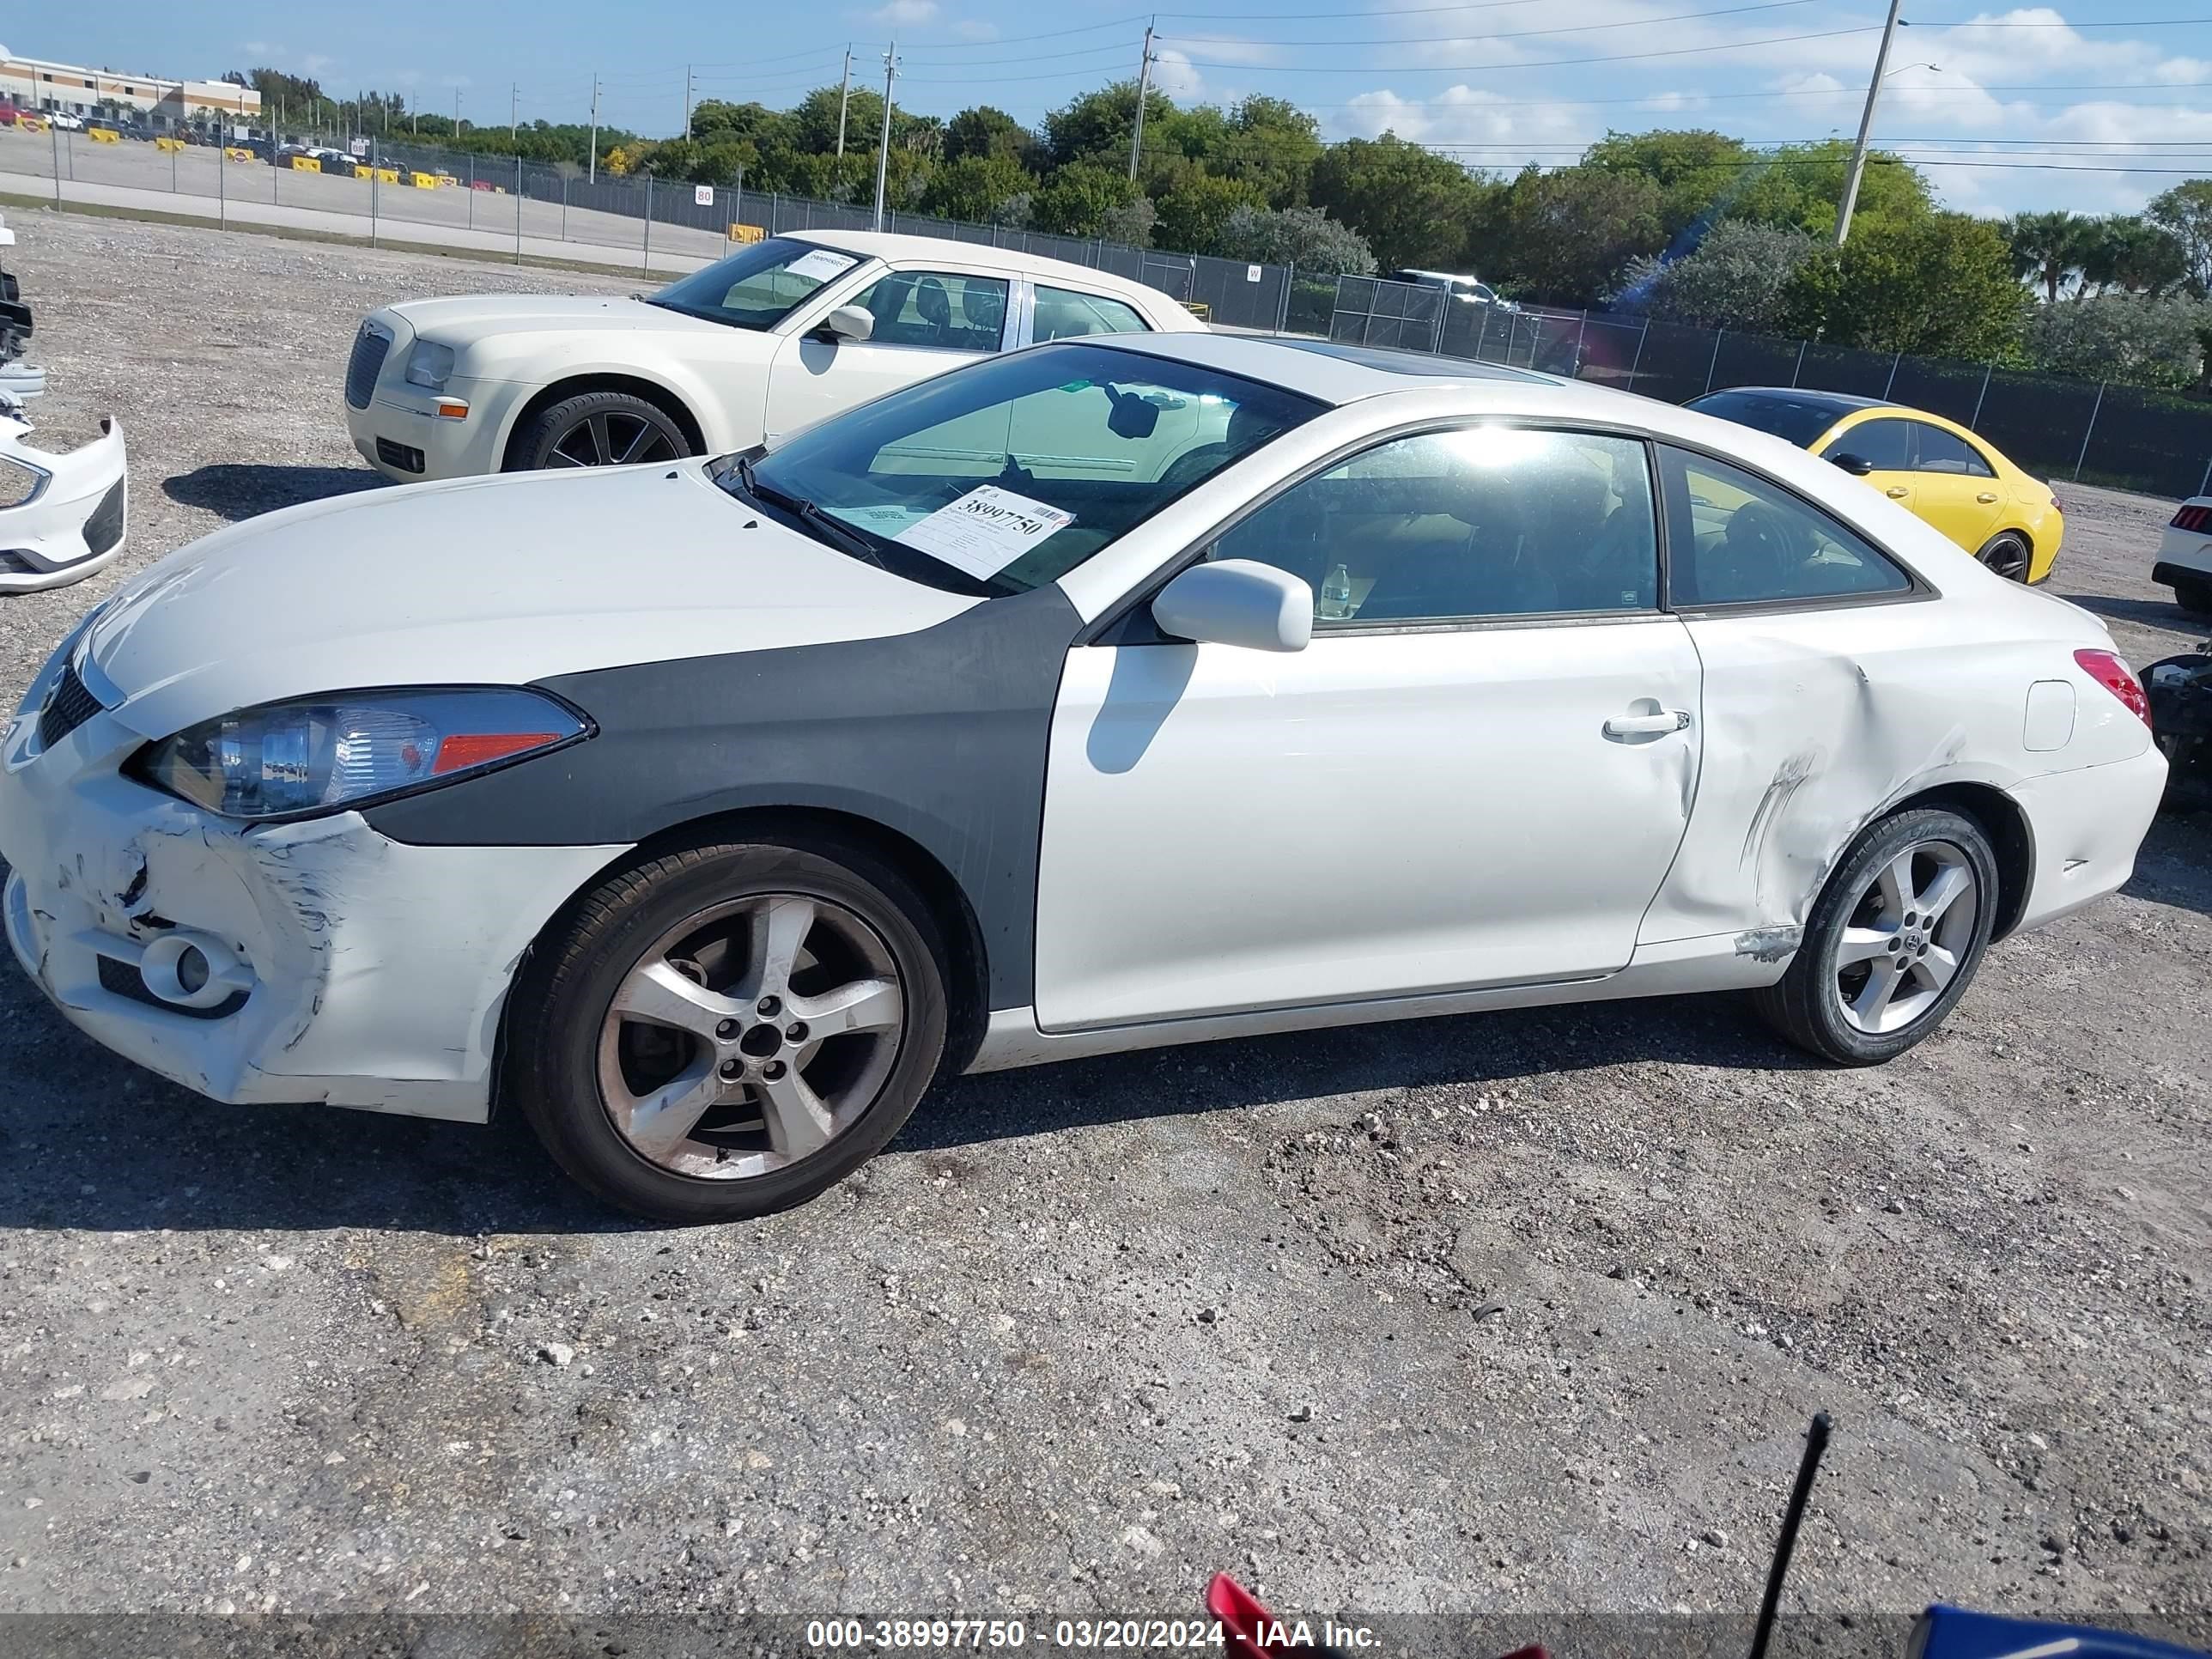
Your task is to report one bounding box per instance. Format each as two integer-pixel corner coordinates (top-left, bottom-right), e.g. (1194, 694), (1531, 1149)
(1752, 807), (1999, 1066)
(1976, 531), (2033, 583)
(508, 838), (949, 1224)
(506, 389), (692, 472)
(2174, 576), (2212, 617)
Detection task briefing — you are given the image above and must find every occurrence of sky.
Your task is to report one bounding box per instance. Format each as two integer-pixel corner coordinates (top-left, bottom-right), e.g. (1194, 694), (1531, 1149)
(18, 3), (2212, 216)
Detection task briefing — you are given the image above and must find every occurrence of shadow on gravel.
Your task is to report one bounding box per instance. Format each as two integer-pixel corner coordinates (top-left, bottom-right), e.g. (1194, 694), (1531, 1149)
(162, 462), (386, 523)
(2127, 810), (2212, 918)
(2057, 591), (2203, 635)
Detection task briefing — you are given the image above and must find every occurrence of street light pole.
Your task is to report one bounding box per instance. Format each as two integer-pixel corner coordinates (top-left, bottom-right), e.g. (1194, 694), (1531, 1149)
(1834, 0), (1904, 247)
(872, 42), (897, 232)
(587, 76), (600, 182)
(684, 64), (695, 140)
(511, 82), (519, 142)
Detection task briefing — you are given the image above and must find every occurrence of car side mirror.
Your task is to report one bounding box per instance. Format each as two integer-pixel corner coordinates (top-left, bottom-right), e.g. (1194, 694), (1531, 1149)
(1106, 386), (1160, 441)
(1152, 560), (1313, 653)
(1829, 452), (1875, 477)
(816, 304), (875, 343)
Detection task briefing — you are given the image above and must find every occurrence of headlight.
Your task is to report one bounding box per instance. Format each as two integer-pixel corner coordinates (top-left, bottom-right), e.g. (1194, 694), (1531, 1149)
(131, 688), (586, 822)
(404, 341), (457, 391)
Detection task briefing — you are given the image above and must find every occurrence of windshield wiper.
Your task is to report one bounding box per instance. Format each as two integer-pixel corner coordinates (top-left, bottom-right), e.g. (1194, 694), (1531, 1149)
(736, 456), (890, 569)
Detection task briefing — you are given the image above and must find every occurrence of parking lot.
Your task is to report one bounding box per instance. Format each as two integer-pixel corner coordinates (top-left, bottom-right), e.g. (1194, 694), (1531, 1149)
(0, 210), (2207, 1627)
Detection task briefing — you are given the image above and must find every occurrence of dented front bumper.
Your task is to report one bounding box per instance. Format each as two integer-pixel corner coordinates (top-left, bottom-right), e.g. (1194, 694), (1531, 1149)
(0, 680), (622, 1121)
(0, 413), (127, 592)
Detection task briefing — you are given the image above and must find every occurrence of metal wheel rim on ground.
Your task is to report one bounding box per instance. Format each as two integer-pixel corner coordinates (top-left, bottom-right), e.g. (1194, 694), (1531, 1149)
(594, 892), (905, 1181)
(1832, 838), (1979, 1036)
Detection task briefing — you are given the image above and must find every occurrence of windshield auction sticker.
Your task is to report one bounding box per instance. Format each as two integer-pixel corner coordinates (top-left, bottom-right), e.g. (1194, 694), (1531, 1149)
(787, 247), (860, 283)
(893, 486), (1074, 580)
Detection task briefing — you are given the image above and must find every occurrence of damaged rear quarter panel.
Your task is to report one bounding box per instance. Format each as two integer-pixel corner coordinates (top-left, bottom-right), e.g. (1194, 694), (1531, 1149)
(1640, 602), (2069, 947)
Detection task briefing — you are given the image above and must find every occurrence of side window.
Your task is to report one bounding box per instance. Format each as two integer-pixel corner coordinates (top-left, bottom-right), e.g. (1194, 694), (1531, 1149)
(1819, 417), (1911, 472)
(1208, 427), (1658, 626)
(846, 271), (1008, 351)
(1033, 285), (1149, 343)
(1910, 422), (1996, 477)
(1660, 446), (1913, 607)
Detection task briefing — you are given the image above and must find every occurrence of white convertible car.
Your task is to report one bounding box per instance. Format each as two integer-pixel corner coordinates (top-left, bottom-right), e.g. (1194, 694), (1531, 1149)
(9, 335), (2165, 1222)
(342, 229), (1203, 482)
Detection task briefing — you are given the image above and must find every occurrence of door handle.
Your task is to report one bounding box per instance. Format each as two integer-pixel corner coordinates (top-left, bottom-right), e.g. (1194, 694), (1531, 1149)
(1976, 491), (1999, 503)
(1886, 485), (1910, 498)
(1604, 709), (1692, 738)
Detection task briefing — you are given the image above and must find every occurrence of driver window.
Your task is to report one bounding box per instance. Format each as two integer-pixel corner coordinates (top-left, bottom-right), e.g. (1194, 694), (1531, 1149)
(845, 270), (1008, 351)
(1660, 446), (1911, 607)
(1207, 427), (1658, 625)
(1818, 417), (1911, 472)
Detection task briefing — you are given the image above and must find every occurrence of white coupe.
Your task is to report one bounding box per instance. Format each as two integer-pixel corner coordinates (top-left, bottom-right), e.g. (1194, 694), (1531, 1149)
(11, 334), (2166, 1222)
(342, 229), (1203, 482)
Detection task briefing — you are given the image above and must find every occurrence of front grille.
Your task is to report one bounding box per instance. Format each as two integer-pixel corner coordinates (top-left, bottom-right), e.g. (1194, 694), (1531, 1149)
(96, 953), (248, 1020)
(375, 437), (425, 474)
(82, 477), (125, 556)
(38, 659), (103, 749)
(344, 323), (392, 410)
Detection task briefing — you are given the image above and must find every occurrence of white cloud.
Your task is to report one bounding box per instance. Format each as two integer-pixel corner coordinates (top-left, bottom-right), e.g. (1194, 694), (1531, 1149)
(1152, 47), (1205, 101)
(301, 53), (334, 76)
(869, 0), (939, 25)
(953, 19), (997, 40)
(240, 40), (283, 58)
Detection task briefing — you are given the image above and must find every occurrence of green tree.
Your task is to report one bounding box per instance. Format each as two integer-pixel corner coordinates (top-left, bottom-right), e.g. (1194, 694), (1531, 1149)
(1727, 140), (1932, 238)
(2094, 216), (2190, 297)
(2002, 210), (2094, 303)
(1783, 213), (2026, 356)
(1042, 81), (1174, 170)
(1583, 128), (1758, 238)
(2022, 292), (2209, 388)
(1613, 222), (1820, 331)
(1475, 166), (1665, 307)
(2146, 179), (2212, 295)
(944, 106), (1034, 167)
(921, 155), (1032, 223)
(1152, 171), (1267, 255)
(1033, 161), (1147, 237)
(1215, 203), (1376, 275)
(1309, 135), (1486, 271)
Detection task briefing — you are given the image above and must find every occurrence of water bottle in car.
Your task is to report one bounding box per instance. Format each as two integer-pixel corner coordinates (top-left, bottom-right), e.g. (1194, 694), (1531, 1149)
(1319, 562), (1353, 621)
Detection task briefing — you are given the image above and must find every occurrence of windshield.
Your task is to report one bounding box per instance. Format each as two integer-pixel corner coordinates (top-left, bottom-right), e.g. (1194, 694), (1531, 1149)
(724, 343), (1322, 595)
(1687, 389), (1850, 449)
(646, 238), (867, 331)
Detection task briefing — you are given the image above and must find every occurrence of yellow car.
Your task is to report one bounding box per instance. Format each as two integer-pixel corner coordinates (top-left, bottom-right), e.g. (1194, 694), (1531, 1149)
(1686, 387), (2062, 583)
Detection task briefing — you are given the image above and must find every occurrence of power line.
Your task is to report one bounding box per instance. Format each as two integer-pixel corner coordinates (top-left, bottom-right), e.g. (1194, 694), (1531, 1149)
(1164, 0), (1820, 47)
(1178, 22), (1883, 70)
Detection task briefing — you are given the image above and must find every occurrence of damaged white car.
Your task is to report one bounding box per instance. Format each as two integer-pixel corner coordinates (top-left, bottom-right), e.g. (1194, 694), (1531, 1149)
(0, 393), (128, 592)
(2, 335), (2166, 1223)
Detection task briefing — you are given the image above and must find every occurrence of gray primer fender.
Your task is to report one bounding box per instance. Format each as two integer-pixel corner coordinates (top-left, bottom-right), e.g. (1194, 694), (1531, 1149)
(362, 583), (1084, 1011)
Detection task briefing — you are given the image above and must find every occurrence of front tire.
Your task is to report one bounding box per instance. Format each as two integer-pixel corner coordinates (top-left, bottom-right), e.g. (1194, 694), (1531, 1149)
(506, 389), (692, 472)
(1976, 531), (2033, 583)
(1752, 806), (1998, 1066)
(509, 838), (950, 1223)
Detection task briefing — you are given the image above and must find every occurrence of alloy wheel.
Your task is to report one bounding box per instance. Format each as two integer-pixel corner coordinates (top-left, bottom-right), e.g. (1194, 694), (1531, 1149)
(595, 893), (905, 1181)
(547, 411), (682, 468)
(1832, 839), (1979, 1035)
(1980, 537), (2031, 582)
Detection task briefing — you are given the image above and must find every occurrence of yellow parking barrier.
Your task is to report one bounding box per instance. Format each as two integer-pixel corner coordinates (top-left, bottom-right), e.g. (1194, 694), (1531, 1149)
(408, 171), (440, 189)
(155, 136), (186, 153)
(728, 223), (766, 244)
(289, 155), (320, 173)
(88, 127), (120, 144)
(225, 147), (258, 162)
(16, 118), (44, 135)
(356, 164), (399, 183)
(1182, 301), (1212, 320)
(434, 173), (458, 186)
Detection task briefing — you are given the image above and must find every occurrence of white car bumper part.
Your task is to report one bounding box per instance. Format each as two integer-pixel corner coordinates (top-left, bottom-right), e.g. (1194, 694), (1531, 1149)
(0, 668), (623, 1121)
(342, 314), (518, 483)
(0, 411), (127, 592)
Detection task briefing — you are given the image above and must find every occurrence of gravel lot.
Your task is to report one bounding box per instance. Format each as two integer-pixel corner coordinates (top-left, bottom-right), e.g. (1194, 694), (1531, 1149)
(0, 211), (2207, 1634)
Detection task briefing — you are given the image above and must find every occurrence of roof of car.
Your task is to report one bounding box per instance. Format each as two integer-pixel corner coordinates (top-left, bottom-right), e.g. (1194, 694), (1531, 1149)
(1079, 330), (1572, 406)
(1696, 386), (1896, 416)
(786, 228), (1185, 318)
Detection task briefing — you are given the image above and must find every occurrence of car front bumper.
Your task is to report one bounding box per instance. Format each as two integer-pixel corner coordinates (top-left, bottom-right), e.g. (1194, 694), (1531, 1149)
(0, 416), (127, 592)
(1, 686), (624, 1121)
(344, 372), (525, 483)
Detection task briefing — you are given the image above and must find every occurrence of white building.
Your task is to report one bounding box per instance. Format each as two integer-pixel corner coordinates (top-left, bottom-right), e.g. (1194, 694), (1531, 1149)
(0, 50), (261, 125)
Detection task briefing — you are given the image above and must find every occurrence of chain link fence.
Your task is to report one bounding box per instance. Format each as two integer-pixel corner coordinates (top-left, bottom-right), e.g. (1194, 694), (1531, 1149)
(1334, 276), (2212, 501)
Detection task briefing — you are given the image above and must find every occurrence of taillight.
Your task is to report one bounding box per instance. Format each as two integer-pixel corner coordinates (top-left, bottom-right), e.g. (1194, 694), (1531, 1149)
(2075, 648), (2151, 726)
(2171, 503), (2212, 533)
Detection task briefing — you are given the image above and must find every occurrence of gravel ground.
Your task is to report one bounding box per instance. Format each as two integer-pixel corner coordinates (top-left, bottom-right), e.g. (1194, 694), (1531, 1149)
(0, 211), (2207, 1634)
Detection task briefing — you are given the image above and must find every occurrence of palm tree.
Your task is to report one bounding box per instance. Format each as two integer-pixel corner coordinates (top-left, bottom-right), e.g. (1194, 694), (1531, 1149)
(2003, 210), (2094, 303)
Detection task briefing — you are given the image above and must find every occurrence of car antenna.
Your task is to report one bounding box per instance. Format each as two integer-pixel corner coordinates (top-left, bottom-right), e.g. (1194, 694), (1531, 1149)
(1747, 1412), (1833, 1659)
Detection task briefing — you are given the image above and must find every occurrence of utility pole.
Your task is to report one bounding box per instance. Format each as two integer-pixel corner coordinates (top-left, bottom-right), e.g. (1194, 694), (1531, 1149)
(454, 88), (462, 136)
(1834, 0), (1904, 247)
(684, 64), (695, 140)
(835, 46), (853, 157)
(872, 41), (897, 232)
(510, 82), (519, 142)
(586, 75), (600, 182)
(1127, 21), (1155, 182)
